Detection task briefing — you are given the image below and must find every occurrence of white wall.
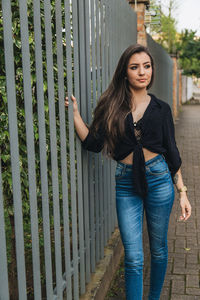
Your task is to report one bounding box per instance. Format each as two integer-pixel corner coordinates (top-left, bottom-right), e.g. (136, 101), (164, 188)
(181, 75), (187, 103)
(181, 76), (194, 103)
(187, 77), (193, 101)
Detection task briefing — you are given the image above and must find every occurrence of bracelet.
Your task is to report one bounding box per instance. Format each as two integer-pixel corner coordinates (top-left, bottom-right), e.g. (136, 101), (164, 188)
(177, 185), (187, 193)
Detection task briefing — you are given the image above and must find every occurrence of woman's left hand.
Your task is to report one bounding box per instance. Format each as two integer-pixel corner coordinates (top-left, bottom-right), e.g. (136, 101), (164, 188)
(179, 193), (192, 221)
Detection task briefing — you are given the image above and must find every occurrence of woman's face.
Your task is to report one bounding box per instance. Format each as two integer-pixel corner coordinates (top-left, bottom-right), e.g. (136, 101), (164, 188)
(126, 52), (152, 91)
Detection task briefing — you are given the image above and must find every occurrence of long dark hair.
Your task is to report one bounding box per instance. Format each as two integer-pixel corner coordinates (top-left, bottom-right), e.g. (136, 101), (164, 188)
(90, 44), (155, 158)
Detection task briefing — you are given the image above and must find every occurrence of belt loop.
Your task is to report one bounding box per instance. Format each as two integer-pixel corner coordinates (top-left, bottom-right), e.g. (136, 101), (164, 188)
(123, 164), (126, 173)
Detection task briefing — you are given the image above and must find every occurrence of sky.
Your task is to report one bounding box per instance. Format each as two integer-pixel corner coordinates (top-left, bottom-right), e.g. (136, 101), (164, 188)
(176, 0), (200, 35)
(161, 0), (200, 36)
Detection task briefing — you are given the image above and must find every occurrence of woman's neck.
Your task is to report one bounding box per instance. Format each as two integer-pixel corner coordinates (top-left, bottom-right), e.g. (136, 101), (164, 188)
(130, 88), (149, 107)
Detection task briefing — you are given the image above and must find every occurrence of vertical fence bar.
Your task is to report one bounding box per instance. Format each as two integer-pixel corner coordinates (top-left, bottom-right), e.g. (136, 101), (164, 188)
(99, 155), (104, 259)
(111, 160), (116, 232)
(32, 2), (51, 298)
(72, 0), (86, 294)
(78, 0), (88, 261)
(54, 0), (70, 298)
(84, 0), (96, 277)
(78, 0), (90, 284)
(103, 1), (109, 246)
(97, 0), (103, 260)
(19, 0), (42, 298)
(95, 0), (101, 264)
(109, 0), (115, 234)
(42, 0), (59, 298)
(33, 0), (52, 300)
(114, 0), (118, 230)
(90, 0), (97, 272)
(99, 0), (106, 258)
(107, 3), (112, 238)
(0, 159), (9, 300)
(106, 2), (111, 242)
(79, 0), (91, 283)
(103, 158), (108, 245)
(104, 2), (109, 88)
(2, 1), (27, 298)
(63, 1), (79, 298)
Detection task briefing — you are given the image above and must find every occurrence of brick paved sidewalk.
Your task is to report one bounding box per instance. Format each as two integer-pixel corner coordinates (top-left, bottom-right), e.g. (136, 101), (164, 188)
(106, 104), (200, 300)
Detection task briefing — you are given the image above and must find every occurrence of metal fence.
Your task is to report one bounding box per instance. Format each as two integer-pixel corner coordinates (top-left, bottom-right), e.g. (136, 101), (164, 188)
(0, 0), (137, 299)
(147, 34), (173, 107)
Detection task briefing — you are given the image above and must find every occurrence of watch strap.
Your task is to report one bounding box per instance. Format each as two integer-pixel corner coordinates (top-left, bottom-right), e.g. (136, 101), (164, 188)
(178, 185), (187, 193)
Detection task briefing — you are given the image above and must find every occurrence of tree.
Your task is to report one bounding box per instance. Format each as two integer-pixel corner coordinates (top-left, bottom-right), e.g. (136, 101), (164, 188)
(150, 0), (179, 54)
(176, 30), (200, 78)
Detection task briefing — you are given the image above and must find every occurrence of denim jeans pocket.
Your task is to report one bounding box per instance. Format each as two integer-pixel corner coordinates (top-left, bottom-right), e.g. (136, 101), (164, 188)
(146, 160), (169, 176)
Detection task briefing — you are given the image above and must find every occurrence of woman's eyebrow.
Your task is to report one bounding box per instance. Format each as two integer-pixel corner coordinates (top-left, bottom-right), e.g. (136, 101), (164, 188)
(129, 61), (151, 66)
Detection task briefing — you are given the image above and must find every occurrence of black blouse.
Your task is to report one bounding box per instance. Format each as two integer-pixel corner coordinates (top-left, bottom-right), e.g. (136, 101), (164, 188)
(81, 93), (182, 198)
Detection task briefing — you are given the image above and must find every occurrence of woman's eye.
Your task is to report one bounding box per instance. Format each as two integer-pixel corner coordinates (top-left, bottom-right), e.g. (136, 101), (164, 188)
(131, 66), (137, 70)
(145, 64), (151, 69)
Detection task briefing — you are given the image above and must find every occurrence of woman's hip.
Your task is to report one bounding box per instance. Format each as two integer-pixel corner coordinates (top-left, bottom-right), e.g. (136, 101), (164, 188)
(115, 154), (174, 200)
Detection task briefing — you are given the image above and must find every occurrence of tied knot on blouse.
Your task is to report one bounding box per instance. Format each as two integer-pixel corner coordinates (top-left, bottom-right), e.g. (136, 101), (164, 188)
(132, 119), (148, 198)
(125, 110), (149, 198)
(81, 94), (182, 199)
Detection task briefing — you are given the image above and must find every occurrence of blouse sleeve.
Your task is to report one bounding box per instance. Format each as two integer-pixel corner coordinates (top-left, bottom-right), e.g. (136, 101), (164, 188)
(81, 125), (105, 153)
(162, 105), (182, 178)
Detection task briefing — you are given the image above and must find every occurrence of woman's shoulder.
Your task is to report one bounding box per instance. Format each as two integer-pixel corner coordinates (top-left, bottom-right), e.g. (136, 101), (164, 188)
(150, 93), (171, 111)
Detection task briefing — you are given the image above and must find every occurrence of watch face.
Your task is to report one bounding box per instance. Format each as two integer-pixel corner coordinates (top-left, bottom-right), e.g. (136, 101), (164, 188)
(180, 186), (187, 192)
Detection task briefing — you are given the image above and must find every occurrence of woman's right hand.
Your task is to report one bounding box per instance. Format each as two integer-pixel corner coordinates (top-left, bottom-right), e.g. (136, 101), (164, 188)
(65, 94), (79, 114)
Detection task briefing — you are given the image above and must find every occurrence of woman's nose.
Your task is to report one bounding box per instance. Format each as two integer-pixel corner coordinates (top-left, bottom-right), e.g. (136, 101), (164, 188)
(138, 66), (145, 75)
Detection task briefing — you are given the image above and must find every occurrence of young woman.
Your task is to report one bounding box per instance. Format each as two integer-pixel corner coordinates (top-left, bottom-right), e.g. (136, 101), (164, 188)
(65, 44), (191, 300)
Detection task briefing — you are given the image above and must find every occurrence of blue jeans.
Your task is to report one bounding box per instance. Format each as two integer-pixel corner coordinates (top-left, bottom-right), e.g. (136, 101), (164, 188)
(115, 154), (175, 300)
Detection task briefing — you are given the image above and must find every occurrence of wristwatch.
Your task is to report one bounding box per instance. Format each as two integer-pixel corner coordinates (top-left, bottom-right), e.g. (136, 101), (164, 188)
(178, 185), (187, 193)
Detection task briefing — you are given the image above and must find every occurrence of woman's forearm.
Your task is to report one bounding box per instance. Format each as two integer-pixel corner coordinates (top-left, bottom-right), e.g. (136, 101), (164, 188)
(174, 168), (191, 221)
(174, 168), (186, 192)
(74, 111), (89, 141)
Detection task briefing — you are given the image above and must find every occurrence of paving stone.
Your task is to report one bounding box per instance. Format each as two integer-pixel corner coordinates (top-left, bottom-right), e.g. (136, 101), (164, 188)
(186, 254), (198, 264)
(186, 275), (200, 288)
(174, 259), (185, 268)
(171, 280), (185, 294)
(186, 287), (200, 295)
(175, 238), (186, 248)
(185, 263), (200, 274)
(171, 295), (199, 300)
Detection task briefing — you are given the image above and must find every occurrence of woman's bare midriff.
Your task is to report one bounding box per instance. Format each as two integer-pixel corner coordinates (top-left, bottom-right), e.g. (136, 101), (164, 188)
(119, 148), (159, 165)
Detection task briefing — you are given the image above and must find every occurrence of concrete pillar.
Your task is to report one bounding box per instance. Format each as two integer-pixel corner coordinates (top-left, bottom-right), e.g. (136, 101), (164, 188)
(127, 0), (150, 46)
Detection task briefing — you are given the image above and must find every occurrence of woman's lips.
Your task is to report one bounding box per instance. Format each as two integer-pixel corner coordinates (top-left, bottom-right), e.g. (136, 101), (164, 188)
(137, 79), (146, 82)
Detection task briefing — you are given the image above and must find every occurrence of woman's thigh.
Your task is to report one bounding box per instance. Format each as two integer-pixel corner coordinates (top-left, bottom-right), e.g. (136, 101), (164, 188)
(144, 157), (175, 251)
(115, 162), (144, 248)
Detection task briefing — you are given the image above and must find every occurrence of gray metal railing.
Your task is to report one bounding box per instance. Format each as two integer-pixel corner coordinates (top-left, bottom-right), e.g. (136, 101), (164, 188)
(1, 0), (137, 299)
(147, 34), (173, 107)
